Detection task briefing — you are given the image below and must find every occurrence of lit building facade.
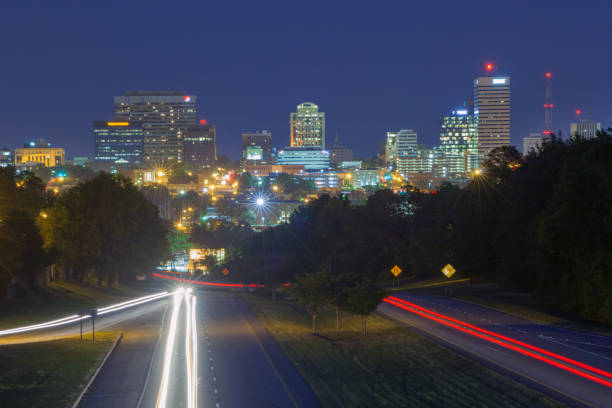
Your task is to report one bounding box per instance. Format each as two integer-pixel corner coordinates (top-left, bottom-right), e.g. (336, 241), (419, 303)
(0, 148), (11, 167)
(353, 168), (381, 188)
(93, 121), (144, 163)
(114, 91), (197, 162)
(277, 147), (330, 170)
(396, 148), (436, 177)
(184, 123), (216, 169)
(439, 104), (478, 174)
(290, 102), (325, 148)
(570, 120), (602, 139)
(14, 139), (65, 167)
(523, 133), (545, 155)
(386, 129), (417, 165)
(242, 130), (272, 162)
(474, 76), (511, 163)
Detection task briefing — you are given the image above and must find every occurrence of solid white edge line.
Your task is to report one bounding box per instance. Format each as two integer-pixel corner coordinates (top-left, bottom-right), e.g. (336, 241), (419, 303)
(156, 290), (184, 408)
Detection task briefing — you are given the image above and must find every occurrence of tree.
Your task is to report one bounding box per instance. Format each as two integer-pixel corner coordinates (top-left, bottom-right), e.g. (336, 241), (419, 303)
(287, 271), (332, 334)
(343, 279), (387, 336)
(39, 173), (169, 285)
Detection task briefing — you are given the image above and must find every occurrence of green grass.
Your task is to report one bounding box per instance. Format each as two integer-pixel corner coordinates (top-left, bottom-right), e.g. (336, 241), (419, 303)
(0, 331), (118, 408)
(0, 281), (149, 331)
(246, 296), (567, 408)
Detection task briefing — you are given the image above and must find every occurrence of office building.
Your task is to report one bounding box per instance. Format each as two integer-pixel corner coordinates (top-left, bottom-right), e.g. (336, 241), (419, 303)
(277, 147), (330, 170)
(439, 103), (478, 174)
(114, 91), (197, 162)
(14, 139), (65, 168)
(523, 133), (545, 155)
(184, 123), (216, 169)
(396, 147), (436, 177)
(353, 168), (381, 189)
(387, 129), (418, 165)
(242, 130), (272, 162)
(328, 146), (353, 166)
(0, 148), (11, 167)
(570, 120), (602, 139)
(93, 121), (144, 163)
(290, 102), (325, 148)
(474, 76), (511, 163)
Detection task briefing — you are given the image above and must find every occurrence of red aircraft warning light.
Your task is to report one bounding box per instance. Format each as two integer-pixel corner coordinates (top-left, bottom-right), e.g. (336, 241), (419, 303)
(545, 72), (552, 79)
(184, 95), (191, 102)
(575, 109), (582, 116)
(200, 119), (207, 125)
(485, 62), (494, 72)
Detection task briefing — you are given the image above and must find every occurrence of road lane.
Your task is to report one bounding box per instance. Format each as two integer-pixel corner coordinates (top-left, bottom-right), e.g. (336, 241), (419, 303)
(379, 293), (612, 408)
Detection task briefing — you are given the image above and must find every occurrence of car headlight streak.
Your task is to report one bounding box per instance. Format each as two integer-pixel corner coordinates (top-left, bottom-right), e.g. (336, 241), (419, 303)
(156, 288), (198, 408)
(0, 291), (171, 337)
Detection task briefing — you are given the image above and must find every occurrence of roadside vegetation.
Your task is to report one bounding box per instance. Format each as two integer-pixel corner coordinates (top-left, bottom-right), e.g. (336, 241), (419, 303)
(224, 131), (612, 325)
(0, 331), (118, 408)
(246, 296), (567, 408)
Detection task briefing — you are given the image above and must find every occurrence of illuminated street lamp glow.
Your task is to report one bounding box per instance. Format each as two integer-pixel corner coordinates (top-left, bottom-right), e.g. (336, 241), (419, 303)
(256, 197), (265, 206)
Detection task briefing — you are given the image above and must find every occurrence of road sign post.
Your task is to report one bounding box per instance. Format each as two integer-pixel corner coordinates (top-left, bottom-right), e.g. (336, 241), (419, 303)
(81, 309), (98, 342)
(390, 265), (402, 288)
(80, 311), (83, 341)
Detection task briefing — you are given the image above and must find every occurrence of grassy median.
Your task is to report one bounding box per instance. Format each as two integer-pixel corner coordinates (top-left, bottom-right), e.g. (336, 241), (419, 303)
(246, 296), (567, 408)
(0, 331), (118, 408)
(0, 281), (149, 331)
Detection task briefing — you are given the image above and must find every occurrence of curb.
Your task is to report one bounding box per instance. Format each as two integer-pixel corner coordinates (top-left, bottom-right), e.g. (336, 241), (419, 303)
(72, 332), (124, 408)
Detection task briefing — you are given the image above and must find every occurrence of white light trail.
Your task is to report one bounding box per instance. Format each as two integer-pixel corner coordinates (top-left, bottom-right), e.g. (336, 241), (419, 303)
(156, 289), (184, 408)
(189, 294), (198, 408)
(0, 291), (171, 337)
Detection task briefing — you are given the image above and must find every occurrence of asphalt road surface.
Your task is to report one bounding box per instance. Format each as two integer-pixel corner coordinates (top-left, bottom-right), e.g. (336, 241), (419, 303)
(379, 293), (612, 408)
(0, 289), (318, 408)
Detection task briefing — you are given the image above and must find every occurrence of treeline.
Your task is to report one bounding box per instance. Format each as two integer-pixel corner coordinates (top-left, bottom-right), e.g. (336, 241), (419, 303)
(0, 170), (169, 296)
(223, 131), (612, 324)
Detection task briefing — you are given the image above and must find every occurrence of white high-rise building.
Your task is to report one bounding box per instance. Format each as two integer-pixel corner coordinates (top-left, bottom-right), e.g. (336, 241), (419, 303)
(474, 76), (510, 163)
(386, 129), (418, 164)
(570, 120), (602, 139)
(523, 133), (544, 156)
(290, 102), (325, 148)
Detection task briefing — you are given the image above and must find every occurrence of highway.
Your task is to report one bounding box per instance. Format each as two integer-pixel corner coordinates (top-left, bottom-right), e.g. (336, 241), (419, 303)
(1, 287), (318, 408)
(379, 293), (612, 408)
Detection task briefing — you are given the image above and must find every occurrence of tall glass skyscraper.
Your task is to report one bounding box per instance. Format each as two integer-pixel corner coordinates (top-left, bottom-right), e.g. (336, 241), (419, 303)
(439, 102), (478, 174)
(93, 121), (144, 163)
(290, 102), (325, 148)
(474, 76), (510, 163)
(114, 91), (197, 163)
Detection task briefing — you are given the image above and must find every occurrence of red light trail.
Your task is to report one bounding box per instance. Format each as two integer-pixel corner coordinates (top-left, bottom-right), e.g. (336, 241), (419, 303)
(383, 296), (612, 388)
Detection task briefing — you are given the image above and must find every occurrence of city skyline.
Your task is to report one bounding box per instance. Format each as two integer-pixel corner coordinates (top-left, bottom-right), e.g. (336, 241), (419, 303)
(1, 2), (611, 160)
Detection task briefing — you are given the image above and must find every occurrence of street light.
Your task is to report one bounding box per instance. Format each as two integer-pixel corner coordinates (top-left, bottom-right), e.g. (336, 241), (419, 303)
(256, 197), (265, 206)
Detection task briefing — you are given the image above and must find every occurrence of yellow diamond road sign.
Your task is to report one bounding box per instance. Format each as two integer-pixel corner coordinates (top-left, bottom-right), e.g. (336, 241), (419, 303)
(391, 265), (402, 277)
(442, 264), (456, 278)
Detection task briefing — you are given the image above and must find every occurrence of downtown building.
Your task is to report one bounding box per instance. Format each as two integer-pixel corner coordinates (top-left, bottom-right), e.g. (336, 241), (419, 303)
(184, 122), (216, 170)
(386, 129), (418, 166)
(474, 76), (510, 164)
(570, 119), (602, 139)
(242, 130), (272, 163)
(93, 121), (144, 163)
(290, 102), (325, 148)
(14, 139), (65, 168)
(439, 102), (478, 175)
(523, 133), (545, 156)
(114, 91), (197, 163)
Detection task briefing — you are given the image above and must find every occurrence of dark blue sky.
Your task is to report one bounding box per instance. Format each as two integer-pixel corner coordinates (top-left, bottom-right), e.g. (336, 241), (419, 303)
(1, 1), (610, 159)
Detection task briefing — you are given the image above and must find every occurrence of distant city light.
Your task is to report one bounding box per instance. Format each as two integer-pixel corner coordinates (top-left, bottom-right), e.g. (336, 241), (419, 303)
(256, 198), (264, 206)
(492, 78), (506, 85)
(545, 72), (552, 79)
(455, 109), (468, 115)
(184, 95), (191, 102)
(575, 109), (582, 116)
(485, 62), (494, 72)
(200, 119), (206, 125)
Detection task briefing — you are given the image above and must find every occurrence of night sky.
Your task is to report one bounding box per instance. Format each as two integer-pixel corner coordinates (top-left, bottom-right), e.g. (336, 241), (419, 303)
(1, 1), (610, 160)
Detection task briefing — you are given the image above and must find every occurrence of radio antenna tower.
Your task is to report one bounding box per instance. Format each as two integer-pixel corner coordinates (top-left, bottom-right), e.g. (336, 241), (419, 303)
(543, 72), (553, 136)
